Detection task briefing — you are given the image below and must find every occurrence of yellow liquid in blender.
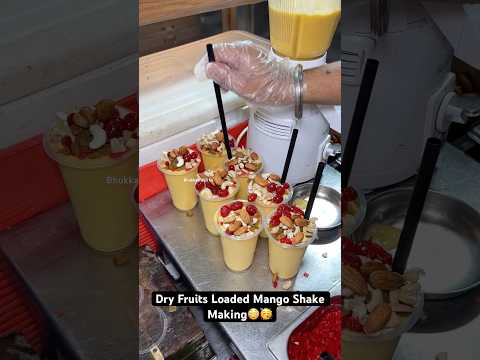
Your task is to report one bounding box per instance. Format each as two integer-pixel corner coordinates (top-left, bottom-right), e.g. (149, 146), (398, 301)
(269, 4), (340, 60)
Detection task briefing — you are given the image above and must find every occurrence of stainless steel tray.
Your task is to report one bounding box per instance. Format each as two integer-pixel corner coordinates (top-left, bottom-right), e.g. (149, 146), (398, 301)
(291, 183), (341, 231)
(357, 188), (480, 298)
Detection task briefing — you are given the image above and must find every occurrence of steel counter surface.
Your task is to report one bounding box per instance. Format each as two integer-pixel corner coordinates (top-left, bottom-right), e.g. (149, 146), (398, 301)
(140, 165), (341, 360)
(0, 204), (138, 360)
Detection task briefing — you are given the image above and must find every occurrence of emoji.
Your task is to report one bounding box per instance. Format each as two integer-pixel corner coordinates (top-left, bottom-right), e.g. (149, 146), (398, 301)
(260, 308), (273, 320)
(248, 308), (260, 320)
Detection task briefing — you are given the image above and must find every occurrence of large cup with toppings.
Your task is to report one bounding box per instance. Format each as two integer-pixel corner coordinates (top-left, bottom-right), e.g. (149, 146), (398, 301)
(197, 130), (235, 172)
(43, 100), (138, 252)
(225, 148), (263, 200)
(214, 200), (263, 271)
(247, 173), (293, 238)
(157, 146), (201, 211)
(341, 238), (424, 360)
(266, 204), (316, 279)
(195, 168), (239, 235)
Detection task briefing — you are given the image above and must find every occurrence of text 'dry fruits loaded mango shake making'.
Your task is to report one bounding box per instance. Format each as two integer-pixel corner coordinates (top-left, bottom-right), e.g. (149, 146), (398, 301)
(44, 99), (138, 252)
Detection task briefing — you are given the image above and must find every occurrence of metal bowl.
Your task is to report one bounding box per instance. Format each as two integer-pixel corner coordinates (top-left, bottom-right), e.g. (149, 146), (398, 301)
(291, 183), (341, 231)
(356, 188), (480, 298)
(342, 186), (367, 238)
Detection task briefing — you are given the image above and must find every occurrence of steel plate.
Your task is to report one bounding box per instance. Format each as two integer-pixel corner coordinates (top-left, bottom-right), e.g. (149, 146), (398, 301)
(291, 184), (341, 231)
(357, 188), (480, 298)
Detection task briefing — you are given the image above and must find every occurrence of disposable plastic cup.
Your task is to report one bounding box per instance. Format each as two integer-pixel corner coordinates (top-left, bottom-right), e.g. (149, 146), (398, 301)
(342, 293), (424, 360)
(43, 136), (137, 252)
(225, 153), (263, 200)
(158, 163), (199, 211)
(198, 186), (239, 235)
(199, 148), (229, 173)
(214, 201), (263, 272)
(265, 213), (315, 279)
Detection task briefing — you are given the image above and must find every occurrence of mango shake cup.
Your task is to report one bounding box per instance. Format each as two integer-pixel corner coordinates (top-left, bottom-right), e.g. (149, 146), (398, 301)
(195, 168), (239, 235)
(44, 100), (138, 252)
(341, 240), (424, 360)
(225, 148), (263, 200)
(247, 173), (293, 238)
(157, 146), (201, 211)
(214, 200), (263, 272)
(197, 130), (235, 172)
(265, 205), (316, 279)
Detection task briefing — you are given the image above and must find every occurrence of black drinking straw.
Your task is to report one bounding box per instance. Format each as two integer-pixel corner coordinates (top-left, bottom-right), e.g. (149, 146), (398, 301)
(206, 44), (232, 159)
(280, 128), (299, 183)
(342, 59), (379, 187)
(392, 137), (442, 274)
(305, 161), (326, 220)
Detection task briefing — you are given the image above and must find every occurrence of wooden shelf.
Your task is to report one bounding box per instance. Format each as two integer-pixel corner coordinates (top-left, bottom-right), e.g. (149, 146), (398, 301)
(140, 0), (265, 26)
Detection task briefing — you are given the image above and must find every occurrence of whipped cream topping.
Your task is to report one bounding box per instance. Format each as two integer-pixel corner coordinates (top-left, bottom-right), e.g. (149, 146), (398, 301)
(159, 146), (201, 172)
(226, 148), (262, 177)
(198, 130), (233, 155)
(195, 169), (238, 199)
(267, 204), (316, 246)
(247, 173), (292, 206)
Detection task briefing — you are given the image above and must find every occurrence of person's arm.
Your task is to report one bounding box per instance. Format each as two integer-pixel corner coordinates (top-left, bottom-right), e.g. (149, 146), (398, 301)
(194, 41), (341, 106)
(304, 62), (341, 105)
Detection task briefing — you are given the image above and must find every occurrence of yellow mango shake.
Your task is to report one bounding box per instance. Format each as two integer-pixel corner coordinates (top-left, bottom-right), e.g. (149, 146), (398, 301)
(215, 200), (263, 272)
(44, 104), (138, 252)
(225, 148), (263, 200)
(265, 205), (316, 279)
(195, 169), (239, 235)
(197, 130), (234, 172)
(269, 0), (341, 60)
(158, 146), (201, 211)
(247, 173), (293, 238)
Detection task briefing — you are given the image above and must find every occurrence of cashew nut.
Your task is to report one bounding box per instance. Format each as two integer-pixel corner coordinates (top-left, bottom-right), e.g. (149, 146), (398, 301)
(89, 124), (107, 150)
(366, 288), (384, 312)
(398, 282), (420, 306)
(389, 289), (414, 313)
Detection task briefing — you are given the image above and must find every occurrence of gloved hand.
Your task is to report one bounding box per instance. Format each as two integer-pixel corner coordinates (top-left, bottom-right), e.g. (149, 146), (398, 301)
(194, 41), (295, 106)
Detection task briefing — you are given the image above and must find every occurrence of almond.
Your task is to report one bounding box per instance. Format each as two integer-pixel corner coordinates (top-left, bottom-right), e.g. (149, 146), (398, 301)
(369, 271), (404, 290)
(291, 232), (304, 244)
(228, 221), (242, 233)
(280, 216), (294, 228)
(255, 175), (268, 187)
(245, 163), (257, 171)
(294, 217), (309, 227)
(223, 214), (236, 223)
(213, 173), (224, 186)
(269, 174), (280, 182)
(360, 262), (387, 277)
(251, 152), (259, 160)
(342, 264), (368, 296)
(234, 226), (248, 236)
(178, 146), (189, 156)
(217, 169), (227, 178)
(364, 303), (392, 334)
(167, 150), (177, 160)
(214, 132), (224, 142)
(210, 142), (219, 150)
(239, 207), (251, 225)
(72, 113), (89, 128)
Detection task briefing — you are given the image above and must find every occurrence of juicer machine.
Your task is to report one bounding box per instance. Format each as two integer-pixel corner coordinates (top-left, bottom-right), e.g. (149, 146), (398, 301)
(247, 0), (342, 185)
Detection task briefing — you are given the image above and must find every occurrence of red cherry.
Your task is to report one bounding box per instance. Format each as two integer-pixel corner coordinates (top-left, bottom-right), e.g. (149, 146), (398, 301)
(195, 181), (205, 192)
(269, 216), (281, 227)
(183, 153), (192, 162)
(190, 151), (198, 159)
(276, 186), (286, 196)
(211, 187), (219, 195)
(247, 193), (257, 202)
(278, 204), (290, 212)
(281, 208), (292, 217)
(228, 164), (235, 171)
(220, 205), (231, 217)
(279, 236), (288, 244)
(123, 113), (138, 131)
(342, 187), (358, 202)
(218, 189), (229, 197)
(230, 201), (243, 210)
(273, 195), (283, 204)
(291, 206), (305, 216)
(67, 113), (75, 126)
(61, 136), (72, 149)
(229, 139), (235, 148)
(246, 205), (257, 216)
(267, 183), (277, 193)
(283, 183), (290, 190)
(284, 238), (293, 245)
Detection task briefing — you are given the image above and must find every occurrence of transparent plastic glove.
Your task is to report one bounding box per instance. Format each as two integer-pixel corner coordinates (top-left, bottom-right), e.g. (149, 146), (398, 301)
(194, 41), (295, 106)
